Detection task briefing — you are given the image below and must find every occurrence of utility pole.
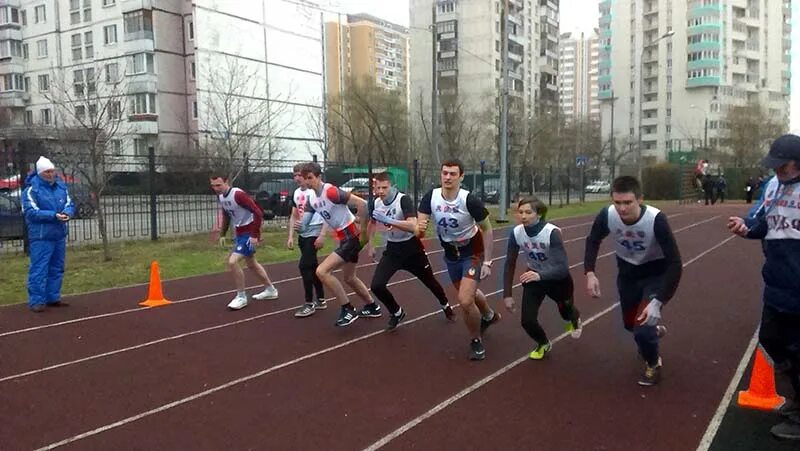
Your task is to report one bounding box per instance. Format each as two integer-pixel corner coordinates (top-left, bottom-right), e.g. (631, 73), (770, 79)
(601, 90), (618, 180)
(703, 116), (708, 151)
(430, 4), (440, 166)
(498, 0), (510, 222)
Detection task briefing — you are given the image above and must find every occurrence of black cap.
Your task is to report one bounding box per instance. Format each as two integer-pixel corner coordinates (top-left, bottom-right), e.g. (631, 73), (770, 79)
(762, 134), (800, 169)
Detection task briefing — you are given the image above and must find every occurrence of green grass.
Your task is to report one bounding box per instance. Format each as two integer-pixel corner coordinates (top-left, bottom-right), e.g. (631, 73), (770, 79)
(0, 199), (637, 305)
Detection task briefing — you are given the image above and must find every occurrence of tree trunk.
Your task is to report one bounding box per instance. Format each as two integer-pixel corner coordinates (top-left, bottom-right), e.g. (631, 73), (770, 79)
(95, 197), (112, 262)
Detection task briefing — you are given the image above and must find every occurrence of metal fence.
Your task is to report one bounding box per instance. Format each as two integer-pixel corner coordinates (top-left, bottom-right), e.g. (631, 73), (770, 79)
(1, 149), (611, 255)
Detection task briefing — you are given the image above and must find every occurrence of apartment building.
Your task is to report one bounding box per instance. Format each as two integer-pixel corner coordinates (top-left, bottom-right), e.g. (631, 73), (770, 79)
(325, 13), (409, 96)
(408, 0), (561, 151)
(0, 0), (324, 160)
(558, 29), (600, 122)
(597, 0), (791, 162)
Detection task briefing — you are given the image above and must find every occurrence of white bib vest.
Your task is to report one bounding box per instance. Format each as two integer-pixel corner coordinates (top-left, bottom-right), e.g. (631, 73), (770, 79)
(513, 222), (560, 273)
(293, 187), (323, 227)
(761, 177), (800, 240)
(217, 187), (254, 229)
(308, 183), (355, 232)
(430, 188), (478, 244)
(607, 205), (664, 265)
(373, 192), (414, 242)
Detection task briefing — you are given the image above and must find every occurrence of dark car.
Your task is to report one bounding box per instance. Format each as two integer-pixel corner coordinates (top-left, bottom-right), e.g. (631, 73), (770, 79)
(481, 178), (502, 204)
(253, 179), (295, 220)
(67, 183), (97, 219)
(0, 193), (24, 241)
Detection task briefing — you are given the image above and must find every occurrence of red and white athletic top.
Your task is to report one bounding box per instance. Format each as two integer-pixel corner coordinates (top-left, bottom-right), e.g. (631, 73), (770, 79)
(217, 187), (263, 239)
(306, 183), (358, 240)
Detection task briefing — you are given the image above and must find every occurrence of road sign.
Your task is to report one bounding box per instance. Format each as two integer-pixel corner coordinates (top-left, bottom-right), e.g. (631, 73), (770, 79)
(576, 155), (588, 167)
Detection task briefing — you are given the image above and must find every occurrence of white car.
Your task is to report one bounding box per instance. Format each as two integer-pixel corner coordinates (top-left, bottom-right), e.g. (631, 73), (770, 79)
(585, 181), (611, 193)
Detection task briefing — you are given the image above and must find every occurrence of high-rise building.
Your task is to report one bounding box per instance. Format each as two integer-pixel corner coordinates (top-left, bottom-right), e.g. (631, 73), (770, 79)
(559, 30), (600, 122)
(0, 0), (324, 160)
(325, 13), (409, 95)
(597, 0), (791, 162)
(408, 0), (560, 158)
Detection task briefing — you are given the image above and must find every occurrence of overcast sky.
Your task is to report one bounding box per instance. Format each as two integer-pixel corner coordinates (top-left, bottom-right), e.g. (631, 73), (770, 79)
(331, 0), (799, 131)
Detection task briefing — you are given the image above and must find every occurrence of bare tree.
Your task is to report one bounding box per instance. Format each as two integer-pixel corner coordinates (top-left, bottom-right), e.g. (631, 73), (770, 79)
(327, 77), (410, 165)
(197, 54), (293, 182)
(42, 62), (130, 261)
(722, 102), (786, 167)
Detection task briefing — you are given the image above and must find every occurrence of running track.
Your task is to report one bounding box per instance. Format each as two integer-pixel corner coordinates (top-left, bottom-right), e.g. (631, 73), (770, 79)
(0, 203), (769, 450)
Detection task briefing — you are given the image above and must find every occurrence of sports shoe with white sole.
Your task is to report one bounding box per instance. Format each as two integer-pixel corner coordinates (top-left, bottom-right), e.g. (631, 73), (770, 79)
(469, 339), (486, 361)
(294, 303), (316, 318)
(313, 298), (328, 310)
(227, 295), (248, 310)
(252, 286), (279, 300)
(335, 306), (359, 327)
(638, 357), (663, 386)
(565, 318), (583, 339)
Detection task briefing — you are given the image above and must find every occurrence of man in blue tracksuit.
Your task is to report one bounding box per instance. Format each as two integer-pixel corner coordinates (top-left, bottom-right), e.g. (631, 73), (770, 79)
(21, 156), (75, 312)
(728, 134), (800, 440)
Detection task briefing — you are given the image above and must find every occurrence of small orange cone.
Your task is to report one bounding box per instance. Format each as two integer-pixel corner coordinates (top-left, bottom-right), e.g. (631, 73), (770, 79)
(737, 346), (785, 411)
(139, 261), (172, 307)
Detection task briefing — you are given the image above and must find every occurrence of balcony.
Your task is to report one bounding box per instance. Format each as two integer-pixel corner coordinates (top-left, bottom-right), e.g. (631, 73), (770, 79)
(508, 33), (525, 46)
(686, 76), (720, 88)
(0, 61), (23, 75)
(642, 100), (659, 111)
(121, 0), (153, 14)
(0, 91), (26, 108)
(642, 132), (659, 142)
(0, 28), (21, 40)
(687, 59), (720, 71)
(127, 119), (159, 135)
(127, 74), (158, 94)
(0, 0), (22, 6)
(509, 52), (522, 63)
(641, 116), (659, 127)
(643, 7), (658, 16)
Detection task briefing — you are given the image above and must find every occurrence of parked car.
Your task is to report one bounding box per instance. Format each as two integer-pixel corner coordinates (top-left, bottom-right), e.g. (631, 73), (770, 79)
(585, 180), (611, 193)
(253, 179), (294, 220)
(0, 193), (24, 241)
(480, 178), (502, 204)
(340, 177), (372, 200)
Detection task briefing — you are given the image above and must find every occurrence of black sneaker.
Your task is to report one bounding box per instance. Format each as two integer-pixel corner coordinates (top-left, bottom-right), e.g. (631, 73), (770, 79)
(480, 311), (501, 335)
(638, 357), (663, 386)
(443, 304), (456, 322)
(770, 419), (800, 440)
(335, 307), (359, 327)
(386, 309), (406, 330)
(358, 302), (382, 318)
(469, 339), (486, 361)
(779, 399), (800, 419)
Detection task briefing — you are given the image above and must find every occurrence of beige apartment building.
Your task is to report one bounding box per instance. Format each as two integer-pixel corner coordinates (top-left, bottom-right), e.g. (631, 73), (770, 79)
(325, 12), (409, 96)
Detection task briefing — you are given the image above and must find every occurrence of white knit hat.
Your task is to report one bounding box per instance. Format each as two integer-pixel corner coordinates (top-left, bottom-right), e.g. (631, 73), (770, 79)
(36, 156), (55, 174)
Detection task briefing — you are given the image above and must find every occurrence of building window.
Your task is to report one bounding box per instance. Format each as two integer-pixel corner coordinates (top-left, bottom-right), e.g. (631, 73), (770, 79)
(69, 0), (80, 25)
(188, 20), (194, 40)
(0, 6), (20, 25)
(73, 68), (96, 97)
(40, 108), (51, 125)
(23, 76), (30, 92)
(127, 52), (154, 74)
(71, 34), (82, 61)
(22, 43), (28, 59)
(34, 5), (45, 23)
(1, 74), (24, 91)
(75, 104), (86, 121)
(190, 61), (195, 79)
(134, 138), (149, 157)
(105, 62), (119, 83)
(84, 31), (93, 59)
(192, 100), (198, 119)
(36, 39), (47, 58)
(108, 101), (121, 120)
(108, 140), (121, 154)
(104, 25), (117, 45)
(38, 74), (48, 91)
(129, 93), (157, 115)
(103, 0), (117, 6)
(20, 9), (26, 25)
(124, 10), (154, 41)
(25, 110), (33, 125)
(0, 39), (23, 58)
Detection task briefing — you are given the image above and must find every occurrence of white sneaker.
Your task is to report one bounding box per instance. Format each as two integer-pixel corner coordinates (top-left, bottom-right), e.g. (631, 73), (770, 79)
(252, 286), (279, 300)
(656, 324), (667, 338)
(227, 295), (248, 310)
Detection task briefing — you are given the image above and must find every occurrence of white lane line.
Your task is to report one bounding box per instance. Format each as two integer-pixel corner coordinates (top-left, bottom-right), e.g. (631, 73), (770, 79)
(695, 330), (759, 451)
(363, 304), (620, 451)
(32, 214), (714, 450)
(363, 233), (734, 450)
(0, 219), (598, 338)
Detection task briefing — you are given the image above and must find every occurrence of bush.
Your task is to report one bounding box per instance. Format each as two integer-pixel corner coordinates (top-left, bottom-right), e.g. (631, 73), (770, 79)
(642, 163), (680, 200)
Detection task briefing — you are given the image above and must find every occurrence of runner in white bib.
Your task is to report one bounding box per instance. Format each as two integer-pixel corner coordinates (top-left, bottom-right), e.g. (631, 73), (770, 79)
(286, 163), (328, 318)
(365, 172), (456, 329)
(503, 196), (582, 360)
(210, 174), (279, 311)
(584, 176), (682, 386)
(417, 158), (500, 361)
(300, 162), (380, 327)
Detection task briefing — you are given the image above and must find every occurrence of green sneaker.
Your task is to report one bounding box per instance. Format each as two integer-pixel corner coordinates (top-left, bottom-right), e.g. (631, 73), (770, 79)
(529, 342), (552, 360)
(565, 318), (583, 339)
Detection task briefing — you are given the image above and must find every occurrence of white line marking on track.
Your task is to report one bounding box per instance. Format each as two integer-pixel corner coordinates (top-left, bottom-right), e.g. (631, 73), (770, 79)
(33, 214), (719, 450)
(695, 329), (759, 451)
(363, 233), (734, 450)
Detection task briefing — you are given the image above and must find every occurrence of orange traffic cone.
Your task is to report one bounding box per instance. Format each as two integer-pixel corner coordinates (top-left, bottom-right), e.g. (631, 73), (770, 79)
(139, 261), (172, 307)
(737, 346), (785, 411)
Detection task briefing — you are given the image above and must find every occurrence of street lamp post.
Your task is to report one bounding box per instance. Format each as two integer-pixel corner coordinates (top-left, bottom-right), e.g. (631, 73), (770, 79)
(637, 29), (674, 181)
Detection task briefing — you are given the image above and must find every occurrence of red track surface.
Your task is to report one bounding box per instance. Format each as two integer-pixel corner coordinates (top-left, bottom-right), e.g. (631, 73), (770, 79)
(0, 204), (765, 450)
